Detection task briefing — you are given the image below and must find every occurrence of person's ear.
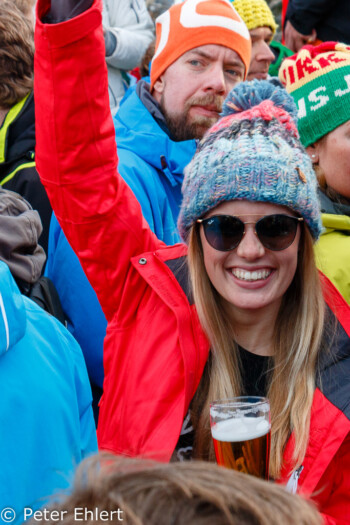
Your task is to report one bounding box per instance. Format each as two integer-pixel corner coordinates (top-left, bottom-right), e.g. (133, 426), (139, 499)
(152, 74), (165, 102)
(306, 144), (319, 165)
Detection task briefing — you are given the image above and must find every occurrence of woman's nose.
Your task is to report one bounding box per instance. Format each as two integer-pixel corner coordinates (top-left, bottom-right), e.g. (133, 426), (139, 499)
(236, 225), (265, 259)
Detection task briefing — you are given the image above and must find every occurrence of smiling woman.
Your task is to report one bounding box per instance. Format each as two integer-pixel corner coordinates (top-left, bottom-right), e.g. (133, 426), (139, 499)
(198, 201), (302, 316)
(179, 81), (328, 479)
(34, 2), (350, 521)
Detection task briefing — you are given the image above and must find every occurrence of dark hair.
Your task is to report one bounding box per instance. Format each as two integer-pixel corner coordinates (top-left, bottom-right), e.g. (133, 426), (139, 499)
(140, 39), (156, 78)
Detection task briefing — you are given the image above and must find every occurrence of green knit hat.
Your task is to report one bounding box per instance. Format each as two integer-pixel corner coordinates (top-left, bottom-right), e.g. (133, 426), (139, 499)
(269, 41), (293, 77)
(279, 42), (350, 147)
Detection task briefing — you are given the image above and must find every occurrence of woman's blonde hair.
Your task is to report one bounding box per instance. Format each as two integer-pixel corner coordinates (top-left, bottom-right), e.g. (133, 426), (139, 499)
(188, 221), (325, 479)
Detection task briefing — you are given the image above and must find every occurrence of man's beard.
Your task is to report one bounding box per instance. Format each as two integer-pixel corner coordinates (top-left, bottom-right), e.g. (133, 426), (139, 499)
(160, 93), (223, 142)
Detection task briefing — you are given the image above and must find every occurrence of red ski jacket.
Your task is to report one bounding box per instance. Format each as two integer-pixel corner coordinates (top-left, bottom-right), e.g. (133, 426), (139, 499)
(34, 1), (350, 522)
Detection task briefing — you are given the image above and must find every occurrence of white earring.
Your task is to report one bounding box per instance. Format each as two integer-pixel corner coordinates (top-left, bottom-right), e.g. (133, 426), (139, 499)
(311, 154), (316, 158)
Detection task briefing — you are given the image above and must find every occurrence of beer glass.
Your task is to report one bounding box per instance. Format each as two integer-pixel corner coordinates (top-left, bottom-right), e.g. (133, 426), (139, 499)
(210, 397), (271, 479)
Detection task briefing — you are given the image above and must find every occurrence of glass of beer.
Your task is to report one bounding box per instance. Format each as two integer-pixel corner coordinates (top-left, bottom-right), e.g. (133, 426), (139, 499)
(210, 397), (271, 479)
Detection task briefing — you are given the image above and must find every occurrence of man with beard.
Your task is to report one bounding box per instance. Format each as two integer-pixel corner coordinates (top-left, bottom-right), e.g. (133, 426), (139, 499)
(115, 0), (251, 244)
(44, 0), (251, 418)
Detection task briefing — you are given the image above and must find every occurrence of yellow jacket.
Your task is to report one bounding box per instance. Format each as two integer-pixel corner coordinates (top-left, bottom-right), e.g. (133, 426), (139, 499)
(315, 192), (350, 305)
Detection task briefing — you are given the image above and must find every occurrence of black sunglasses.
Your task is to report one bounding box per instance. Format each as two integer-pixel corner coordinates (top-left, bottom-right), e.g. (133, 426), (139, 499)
(197, 214), (304, 252)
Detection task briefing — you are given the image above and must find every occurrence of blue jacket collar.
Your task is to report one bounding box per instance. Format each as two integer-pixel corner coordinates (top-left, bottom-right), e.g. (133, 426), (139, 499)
(115, 83), (196, 184)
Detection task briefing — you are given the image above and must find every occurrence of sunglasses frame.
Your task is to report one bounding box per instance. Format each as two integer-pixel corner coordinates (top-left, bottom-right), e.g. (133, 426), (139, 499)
(197, 214), (304, 252)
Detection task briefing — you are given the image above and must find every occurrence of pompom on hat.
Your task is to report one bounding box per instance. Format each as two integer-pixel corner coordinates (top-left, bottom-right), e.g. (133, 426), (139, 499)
(279, 42), (350, 147)
(231, 0), (277, 35)
(150, 0), (251, 89)
(178, 79), (322, 241)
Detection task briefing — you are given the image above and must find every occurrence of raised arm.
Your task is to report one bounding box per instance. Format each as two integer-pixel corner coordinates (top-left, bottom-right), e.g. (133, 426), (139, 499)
(34, 0), (163, 321)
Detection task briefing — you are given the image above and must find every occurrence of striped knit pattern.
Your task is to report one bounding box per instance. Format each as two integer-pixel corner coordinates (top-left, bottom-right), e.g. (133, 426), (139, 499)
(279, 42), (350, 147)
(232, 0), (277, 34)
(178, 79), (322, 241)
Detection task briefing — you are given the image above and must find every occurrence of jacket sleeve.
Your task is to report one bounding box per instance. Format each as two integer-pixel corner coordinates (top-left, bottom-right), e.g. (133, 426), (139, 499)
(286, 0), (334, 35)
(317, 433), (350, 525)
(102, 0), (154, 70)
(34, 0), (164, 322)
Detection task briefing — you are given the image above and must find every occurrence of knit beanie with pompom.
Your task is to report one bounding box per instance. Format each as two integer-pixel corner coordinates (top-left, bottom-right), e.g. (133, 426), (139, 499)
(178, 79), (322, 241)
(279, 42), (350, 147)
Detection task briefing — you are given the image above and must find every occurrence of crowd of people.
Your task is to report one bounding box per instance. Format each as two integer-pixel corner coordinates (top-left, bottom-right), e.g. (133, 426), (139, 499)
(0, 0), (349, 523)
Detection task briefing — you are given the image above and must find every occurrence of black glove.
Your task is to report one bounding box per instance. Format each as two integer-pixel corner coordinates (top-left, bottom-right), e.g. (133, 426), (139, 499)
(43, 0), (93, 23)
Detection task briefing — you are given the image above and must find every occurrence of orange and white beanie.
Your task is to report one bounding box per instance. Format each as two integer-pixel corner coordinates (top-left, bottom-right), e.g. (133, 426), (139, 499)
(150, 0), (251, 89)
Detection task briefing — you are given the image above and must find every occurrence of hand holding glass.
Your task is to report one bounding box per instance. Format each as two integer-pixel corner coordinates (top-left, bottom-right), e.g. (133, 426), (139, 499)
(210, 397), (271, 479)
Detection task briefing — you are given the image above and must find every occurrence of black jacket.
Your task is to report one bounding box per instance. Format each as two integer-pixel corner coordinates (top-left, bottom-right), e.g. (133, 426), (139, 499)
(0, 92), (52, 253)
(286, 0), (350, 45)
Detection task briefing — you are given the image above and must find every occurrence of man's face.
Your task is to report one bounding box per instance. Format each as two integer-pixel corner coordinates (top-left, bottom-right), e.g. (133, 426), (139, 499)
(248, 26), (275, 81)
(152, 44), (245, 141)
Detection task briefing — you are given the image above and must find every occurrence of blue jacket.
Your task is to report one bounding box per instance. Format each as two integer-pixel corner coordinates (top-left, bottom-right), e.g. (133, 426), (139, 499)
(45, 213), (107, 389)
(115, 83), (196, 244)
(45, 84), (196, 389)
(0, 261), (97, 521)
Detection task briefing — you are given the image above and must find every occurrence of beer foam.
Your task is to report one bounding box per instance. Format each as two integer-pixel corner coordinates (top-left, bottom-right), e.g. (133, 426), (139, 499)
(211, 416), (270, 442)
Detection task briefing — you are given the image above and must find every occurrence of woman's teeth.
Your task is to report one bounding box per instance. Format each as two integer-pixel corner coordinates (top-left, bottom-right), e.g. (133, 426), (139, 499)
(232, 269), (272, 281)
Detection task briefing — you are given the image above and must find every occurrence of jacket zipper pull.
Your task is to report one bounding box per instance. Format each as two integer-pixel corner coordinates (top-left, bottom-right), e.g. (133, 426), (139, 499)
(160, 155), (177, 187)
(26, 150), (35, 161)
(286, 465), (304, 494)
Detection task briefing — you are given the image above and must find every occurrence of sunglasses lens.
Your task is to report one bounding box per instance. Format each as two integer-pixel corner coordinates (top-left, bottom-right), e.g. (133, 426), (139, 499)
(203, 216), (244, 251)
(257, 215), (299, 251)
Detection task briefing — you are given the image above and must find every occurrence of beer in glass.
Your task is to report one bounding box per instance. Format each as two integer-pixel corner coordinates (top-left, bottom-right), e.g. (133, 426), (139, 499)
(210, 397), (270, 479)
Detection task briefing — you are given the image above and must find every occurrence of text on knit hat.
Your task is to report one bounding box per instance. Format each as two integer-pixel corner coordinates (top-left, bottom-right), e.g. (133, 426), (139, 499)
(279, 42), (350, 147)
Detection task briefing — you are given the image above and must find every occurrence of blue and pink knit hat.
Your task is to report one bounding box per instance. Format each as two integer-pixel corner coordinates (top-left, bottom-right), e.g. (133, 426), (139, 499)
(178, 79), (322, 241)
